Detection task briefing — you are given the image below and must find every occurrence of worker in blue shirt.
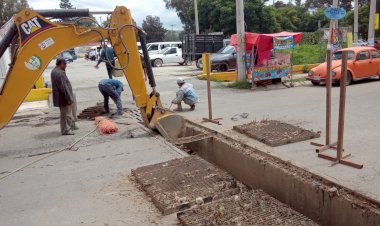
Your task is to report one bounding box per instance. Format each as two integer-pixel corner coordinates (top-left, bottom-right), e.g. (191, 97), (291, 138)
(95, 42), (115, 79)
(98, 79), (123, 116)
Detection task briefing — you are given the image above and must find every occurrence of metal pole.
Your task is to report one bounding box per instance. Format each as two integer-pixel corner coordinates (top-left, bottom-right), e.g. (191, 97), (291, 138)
(205, 53), (212, 120)
(194, 0), (200, 35)
(236, 0), (246, 81)
(326, 49), (332, 145)
(368, 0), (376, 46)
(337, 51), (348, 160)
(328, 0), (339, 49)
(354, 0), (359, 45)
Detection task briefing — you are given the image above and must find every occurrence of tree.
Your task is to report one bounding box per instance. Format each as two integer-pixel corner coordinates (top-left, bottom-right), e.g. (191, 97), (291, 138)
(142, 16), (167, 42)
(59, 0), (74, 9)
(341, 3), (370, 39)
(164, 0), (194, 32)
(305, 0), (353, 11)
(0, 0), (29, 26)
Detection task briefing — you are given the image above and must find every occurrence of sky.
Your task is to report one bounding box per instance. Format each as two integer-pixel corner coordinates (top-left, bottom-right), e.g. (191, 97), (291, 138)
(28, 0), (183, 29)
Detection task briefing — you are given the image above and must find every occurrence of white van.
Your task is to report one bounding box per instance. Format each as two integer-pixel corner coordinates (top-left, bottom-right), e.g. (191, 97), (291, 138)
(147, 42), (182, 54)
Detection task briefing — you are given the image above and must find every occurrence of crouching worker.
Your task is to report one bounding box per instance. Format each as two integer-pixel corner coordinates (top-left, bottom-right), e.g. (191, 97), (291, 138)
(51, 58), (78, 135)
(171, 78), (198, 111)
(98, 79), (124, 116)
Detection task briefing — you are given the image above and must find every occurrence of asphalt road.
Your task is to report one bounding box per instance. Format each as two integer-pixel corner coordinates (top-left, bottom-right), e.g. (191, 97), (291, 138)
(1, 58), (380, 225)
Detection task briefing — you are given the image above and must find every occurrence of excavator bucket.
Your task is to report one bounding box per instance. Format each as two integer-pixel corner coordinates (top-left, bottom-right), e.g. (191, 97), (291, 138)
(156, 114), (187, 140)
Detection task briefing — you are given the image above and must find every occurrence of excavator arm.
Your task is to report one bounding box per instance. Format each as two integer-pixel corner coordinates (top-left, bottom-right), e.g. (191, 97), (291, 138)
(0, 6), (170, 130)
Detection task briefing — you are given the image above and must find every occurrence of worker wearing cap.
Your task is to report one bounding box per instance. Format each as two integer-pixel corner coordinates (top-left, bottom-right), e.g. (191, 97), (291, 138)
(171, 78), (198, 111)
(98, 79), (124, 116)
(51, 58), (78, 135)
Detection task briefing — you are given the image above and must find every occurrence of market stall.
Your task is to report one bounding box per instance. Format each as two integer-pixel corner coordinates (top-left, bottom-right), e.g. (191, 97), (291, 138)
(231, 32), (303, 84)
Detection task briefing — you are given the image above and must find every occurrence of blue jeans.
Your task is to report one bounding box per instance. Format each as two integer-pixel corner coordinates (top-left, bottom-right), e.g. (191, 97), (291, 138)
(98, 83), (123, 115)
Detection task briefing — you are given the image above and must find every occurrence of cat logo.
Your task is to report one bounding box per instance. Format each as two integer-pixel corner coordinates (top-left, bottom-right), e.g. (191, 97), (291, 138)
(18, 16), (54, 46)
(20, 17), (42, 35)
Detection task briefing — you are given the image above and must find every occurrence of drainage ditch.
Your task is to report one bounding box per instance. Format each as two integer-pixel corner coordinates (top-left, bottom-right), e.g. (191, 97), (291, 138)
(176, 120), (380, 226)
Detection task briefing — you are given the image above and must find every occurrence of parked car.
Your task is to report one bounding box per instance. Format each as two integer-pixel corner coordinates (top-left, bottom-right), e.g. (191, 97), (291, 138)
(149, 47), (185, 67)
(146, 42), (182, 55)
(67, 48), (77, 60)
(57, 51), (74, 63)
(307, 47), (380, 86)
(197, 45), (237, 71)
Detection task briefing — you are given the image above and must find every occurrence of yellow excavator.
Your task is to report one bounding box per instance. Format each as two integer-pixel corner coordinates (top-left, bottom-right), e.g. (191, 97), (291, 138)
(0, 6), (184, 137)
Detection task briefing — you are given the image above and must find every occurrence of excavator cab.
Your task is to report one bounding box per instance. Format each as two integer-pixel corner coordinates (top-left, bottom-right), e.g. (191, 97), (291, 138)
(0, 7), (185, 137)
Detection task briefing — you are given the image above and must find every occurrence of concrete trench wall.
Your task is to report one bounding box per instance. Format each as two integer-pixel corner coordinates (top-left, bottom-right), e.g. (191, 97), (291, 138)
(182, 123), (380, 226)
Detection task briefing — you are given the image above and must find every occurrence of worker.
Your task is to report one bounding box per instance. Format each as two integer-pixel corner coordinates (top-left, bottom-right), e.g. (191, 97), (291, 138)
(94, 42), (115, 79)
(51, 58), (78, 135)
(171, 78), (198, 111)
(98, 79), (124, 116)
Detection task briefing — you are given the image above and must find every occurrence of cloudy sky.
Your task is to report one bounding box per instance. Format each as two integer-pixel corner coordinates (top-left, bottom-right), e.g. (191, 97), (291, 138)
(28, 0), (183, 29)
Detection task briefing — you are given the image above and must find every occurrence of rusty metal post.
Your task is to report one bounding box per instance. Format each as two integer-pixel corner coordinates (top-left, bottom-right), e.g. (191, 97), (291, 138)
(205, 53), (212, 120)
(326, 49), (332, 145)
(337, 51), (348, 160)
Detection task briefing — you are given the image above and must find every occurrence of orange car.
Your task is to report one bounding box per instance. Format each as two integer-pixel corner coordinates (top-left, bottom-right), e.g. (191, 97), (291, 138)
(308, 47), (380, 86)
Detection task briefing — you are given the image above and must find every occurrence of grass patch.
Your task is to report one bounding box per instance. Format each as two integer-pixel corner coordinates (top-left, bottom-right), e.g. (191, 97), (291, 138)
(226, 80), (251, 89)
(292, 44), (326, 65)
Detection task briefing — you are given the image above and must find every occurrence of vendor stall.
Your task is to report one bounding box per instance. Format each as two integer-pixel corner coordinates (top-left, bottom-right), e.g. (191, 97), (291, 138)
(231, 32), (303, 84)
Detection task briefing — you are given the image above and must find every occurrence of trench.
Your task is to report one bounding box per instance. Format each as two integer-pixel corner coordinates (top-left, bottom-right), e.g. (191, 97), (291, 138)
(170, 120), (380, 226)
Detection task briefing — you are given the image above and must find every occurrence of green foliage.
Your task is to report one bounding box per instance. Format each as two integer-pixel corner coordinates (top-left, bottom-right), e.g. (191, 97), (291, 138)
(301, 32), (320, 45)
(165, 0), (279, 35)
(291, 44), (326, 65)
(142, 16), (167, 42)
(341, 3), (369, 40)
(305, 0), (353, 11)
(0, 0), (29, 26)
(59, 0), (74, 9)
(226, 80), (251, 89)
(302, 64), (310, 73)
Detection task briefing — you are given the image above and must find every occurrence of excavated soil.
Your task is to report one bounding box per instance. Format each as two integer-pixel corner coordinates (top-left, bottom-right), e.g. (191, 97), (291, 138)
(233, 120), (320, 146)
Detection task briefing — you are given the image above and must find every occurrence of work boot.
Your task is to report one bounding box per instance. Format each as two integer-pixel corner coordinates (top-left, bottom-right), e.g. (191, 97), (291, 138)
(62, 131), (75, 135)
(190, 105), (196, 111)
(173, 107), (183, 112)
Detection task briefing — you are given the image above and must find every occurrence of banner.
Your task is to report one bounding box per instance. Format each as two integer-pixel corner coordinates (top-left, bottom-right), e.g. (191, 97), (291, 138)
(273, 36), (294, 50)
(375, 13), (379, 30)
(252, 65), (292, 81)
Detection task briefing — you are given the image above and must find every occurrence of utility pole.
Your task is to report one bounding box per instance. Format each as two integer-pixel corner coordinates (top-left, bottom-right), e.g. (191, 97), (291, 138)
(194, 0), (199, 34)
(236, 0), (246, 81)
(368, 0), (376, 46)
(353, 0), (358, 45)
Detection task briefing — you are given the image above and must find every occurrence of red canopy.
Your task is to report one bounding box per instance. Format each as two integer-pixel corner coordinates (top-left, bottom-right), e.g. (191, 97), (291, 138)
(231, 31), (303, 52)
